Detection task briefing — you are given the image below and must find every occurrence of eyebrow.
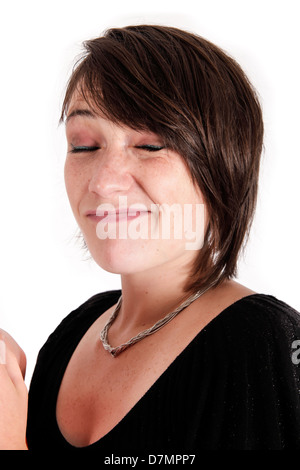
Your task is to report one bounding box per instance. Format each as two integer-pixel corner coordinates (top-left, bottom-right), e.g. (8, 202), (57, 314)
(65, 108), (96, 123)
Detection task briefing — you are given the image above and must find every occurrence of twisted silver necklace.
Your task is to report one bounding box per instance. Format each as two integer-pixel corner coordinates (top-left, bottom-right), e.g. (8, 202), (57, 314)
(100, 286), (212, 357)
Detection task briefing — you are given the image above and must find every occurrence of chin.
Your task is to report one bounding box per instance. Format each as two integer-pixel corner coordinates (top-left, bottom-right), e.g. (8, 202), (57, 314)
(86, 238), (157, 274)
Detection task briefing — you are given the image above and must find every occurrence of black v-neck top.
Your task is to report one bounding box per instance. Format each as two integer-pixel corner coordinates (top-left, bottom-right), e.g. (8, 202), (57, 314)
(26, 290), (300, 450)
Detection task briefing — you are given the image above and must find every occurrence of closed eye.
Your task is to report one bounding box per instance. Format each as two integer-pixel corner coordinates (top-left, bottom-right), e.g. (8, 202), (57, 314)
(69, 145), (100, 154)
(69, 144), (165, 154)
(135, 145), (165, 152)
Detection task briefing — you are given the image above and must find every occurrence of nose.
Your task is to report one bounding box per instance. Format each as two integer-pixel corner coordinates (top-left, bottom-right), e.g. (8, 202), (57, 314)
(88, 147), (135, 198)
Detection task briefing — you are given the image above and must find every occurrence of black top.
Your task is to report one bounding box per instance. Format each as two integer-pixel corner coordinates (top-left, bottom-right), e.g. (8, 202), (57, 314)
(26, 290), (300, 450)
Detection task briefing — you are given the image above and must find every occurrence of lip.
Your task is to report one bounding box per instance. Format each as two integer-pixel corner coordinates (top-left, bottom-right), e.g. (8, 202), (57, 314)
(86, 209), (150, 223)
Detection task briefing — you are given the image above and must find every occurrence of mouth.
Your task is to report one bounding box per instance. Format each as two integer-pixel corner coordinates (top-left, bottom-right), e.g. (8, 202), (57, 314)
(86, 209), (150, 223)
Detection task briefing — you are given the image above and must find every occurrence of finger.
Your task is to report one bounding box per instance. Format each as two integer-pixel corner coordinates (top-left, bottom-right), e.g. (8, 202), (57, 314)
(3, 344), (27, 393)
(0, 340), (14, 392)
(0, 330), (26, 378)
(0, 339), (6, 365)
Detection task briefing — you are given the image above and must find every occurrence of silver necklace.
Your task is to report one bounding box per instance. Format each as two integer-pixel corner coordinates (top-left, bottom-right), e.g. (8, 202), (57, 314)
(100, 286), (212, 357)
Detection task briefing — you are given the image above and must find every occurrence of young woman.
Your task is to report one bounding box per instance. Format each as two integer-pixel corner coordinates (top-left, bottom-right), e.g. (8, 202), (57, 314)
(1, 25), (300, 450)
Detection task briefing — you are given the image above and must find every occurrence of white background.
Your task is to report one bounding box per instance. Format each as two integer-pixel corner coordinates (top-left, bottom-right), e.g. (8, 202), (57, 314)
(0, 0), (299, 385)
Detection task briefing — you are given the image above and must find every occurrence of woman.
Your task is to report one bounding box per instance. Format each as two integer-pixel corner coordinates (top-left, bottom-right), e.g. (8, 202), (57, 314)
(2, 25), (300, 450)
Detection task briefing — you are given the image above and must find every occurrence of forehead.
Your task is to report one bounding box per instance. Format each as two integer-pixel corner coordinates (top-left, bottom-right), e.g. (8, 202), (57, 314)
(65, 94), (162, 142)
(65, 92), (113, 129)
(65, 90), (161, 140)
(64, 85), (161, 134)
(65, 89), (122, 124)
(66, 91), (95, 119)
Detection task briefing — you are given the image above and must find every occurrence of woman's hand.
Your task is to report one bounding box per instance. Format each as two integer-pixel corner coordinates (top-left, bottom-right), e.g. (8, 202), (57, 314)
(0, 329), (28, 450)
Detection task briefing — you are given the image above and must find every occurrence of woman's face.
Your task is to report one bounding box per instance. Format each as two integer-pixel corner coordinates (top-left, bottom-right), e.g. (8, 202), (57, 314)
(64, 93), (207, 276)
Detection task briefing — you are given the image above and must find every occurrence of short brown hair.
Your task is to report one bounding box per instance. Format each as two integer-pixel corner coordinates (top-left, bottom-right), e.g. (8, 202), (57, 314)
(61, 25), (264, 295)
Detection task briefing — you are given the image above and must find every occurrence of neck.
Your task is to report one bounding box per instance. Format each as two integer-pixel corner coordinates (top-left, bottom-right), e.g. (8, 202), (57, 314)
(116, 259), (194, 333)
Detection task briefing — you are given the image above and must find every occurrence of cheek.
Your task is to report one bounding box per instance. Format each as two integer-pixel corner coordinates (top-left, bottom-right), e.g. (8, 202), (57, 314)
(64, 160), (73, 197)
(64, 159), (85, 211)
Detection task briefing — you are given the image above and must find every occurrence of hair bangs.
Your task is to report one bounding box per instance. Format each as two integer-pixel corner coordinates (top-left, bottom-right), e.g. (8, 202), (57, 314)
(62, 37), (178, 138)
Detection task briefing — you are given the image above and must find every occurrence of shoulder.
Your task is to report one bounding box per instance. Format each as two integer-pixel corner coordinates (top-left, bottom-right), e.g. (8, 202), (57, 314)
(35, 289), (121, 367)
(197, 293), (300, 370)
(28, 289), (121, 410)
(232, 293), (300, 321)
(214, 293), (300, 341)
(188, 294), (300, 448)
(48, 289), (120, 337)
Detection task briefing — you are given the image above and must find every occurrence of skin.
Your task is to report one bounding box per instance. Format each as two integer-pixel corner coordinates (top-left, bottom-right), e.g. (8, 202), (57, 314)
(0, 330), (27, 450)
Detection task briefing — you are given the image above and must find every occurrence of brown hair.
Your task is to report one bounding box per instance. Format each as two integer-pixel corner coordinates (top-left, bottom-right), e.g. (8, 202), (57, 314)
(61, 25), (264, 295)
